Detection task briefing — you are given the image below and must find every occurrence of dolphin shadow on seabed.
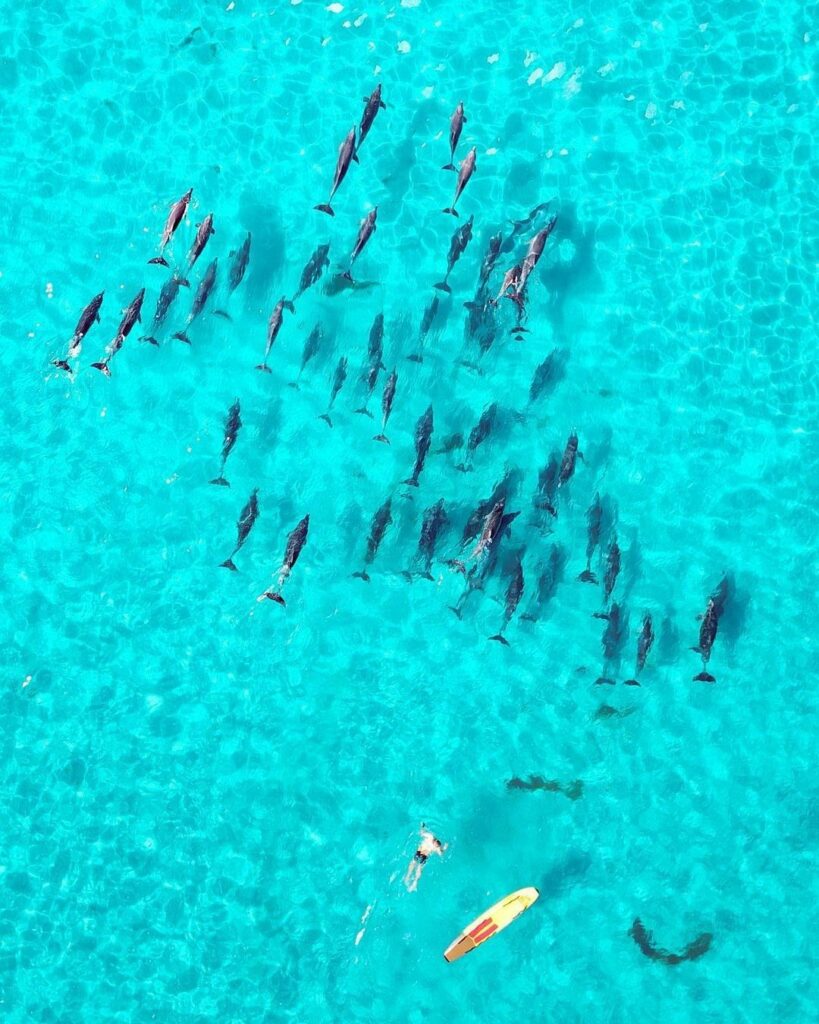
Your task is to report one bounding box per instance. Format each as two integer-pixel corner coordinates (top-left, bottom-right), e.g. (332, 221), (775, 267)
(629, 919), (713, 966)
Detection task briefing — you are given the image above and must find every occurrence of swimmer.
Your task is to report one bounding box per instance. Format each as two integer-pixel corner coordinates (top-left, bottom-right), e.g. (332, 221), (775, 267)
(403, 825), (447, 892)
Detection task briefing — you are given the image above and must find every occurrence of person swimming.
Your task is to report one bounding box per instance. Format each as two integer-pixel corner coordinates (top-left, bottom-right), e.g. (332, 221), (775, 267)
(403, 824), (447, 892)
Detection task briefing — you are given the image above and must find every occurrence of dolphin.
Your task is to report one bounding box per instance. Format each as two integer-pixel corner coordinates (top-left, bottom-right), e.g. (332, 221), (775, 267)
(342, 208), (377, 282)
(148, 187), (192, 266)
(91, 288), (145, 376)
(289, 324), (323, 390)
(315, 126), (357, 216)
(357, 83), (386, 153)
(442, 102), (466, 171)
(220, 488), (260, 571)
(404, 405), (434, 487)
(355, 312), (385, 415)
(210, 399), (242, 486)
(173, 257), (218, 343)
(256, 297), (295, 373)
(179, 213), (215, 286)
(292, 242), (331, 302)
(319, 356), (348, 427)
(557, 431), (583, 487)
(443, 146), (476, 216)
(402, 498), (447, 581)
(489, 555), (525, 645)
(457, 402), (498, 472)
(258, 514), (310, 605)
(435, 214), (474, 293)
(353, 498), (393, 581)
(578, 493), (604, 582)
(52, 291), (104, 373)
(141, 276), (182, 346)
(214, 232), (252, 317)
(374, 368), (397, 443)
(625, 613), (654, 686)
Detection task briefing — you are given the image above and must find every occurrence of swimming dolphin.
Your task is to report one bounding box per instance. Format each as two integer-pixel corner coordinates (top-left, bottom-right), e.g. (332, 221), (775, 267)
(289, 324), (323, 390)
(443, 146), (476, 216)
(578, 493), (604, 582)
(520, 543), (567, 621)
(173, 257), (218, 344)
(357, 83), (386, 154)
(478, 232), (503, 287)
(595, 601), (627, 683)
(91, 288), (145, 376)
(292, 242), (331, 302)
(491, 264), (522, 306)
(442, 102), (467, 171)
(602, 535), (621, 605)
(256, 297), (295, 373)
(52, 291), (104, 372)
(404, 405), (434, 487)
(214, 232), (252, 317)
(258, 514), (310, 605)
(457, 402), (498, 472)
(557, 431), (583, 487)
(210, 399), (242, 486)
(342, 208), (377, 282)
(408, 296), (440, 363)
(435, 215), (474, 293)
(319, 356), (348, 427)
(532, 452), (561, 519)
(141, 276), (182, 346)
(374, 368), (397, 443)
(315, 126), (357, 216)
(625, 613), (654, 685)
(180, 213), (215, 286)
(355, 312), (385, 415)
(220, 488), (260, 571)
(692, 598), (720, 682)
(509, 216), (558, 306)
(489, 554), (525, 645)
(353, 498), (393, 581)
(148, 188), (192, 266)
(403, 498), (447, 581)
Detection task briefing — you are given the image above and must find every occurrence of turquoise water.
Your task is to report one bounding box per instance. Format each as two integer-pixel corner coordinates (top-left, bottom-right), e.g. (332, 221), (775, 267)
(2, 0), (817, 1019)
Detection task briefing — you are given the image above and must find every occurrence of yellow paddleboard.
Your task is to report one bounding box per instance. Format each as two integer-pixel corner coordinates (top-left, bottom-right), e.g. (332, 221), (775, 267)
(443, 886), (539, 962)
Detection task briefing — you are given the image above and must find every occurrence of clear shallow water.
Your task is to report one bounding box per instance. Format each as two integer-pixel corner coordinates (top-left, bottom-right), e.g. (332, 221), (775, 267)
(1, 0), (817, 1020)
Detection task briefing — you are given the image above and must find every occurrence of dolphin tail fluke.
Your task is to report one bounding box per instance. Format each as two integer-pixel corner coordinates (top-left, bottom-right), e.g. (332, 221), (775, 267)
(255, 363), (272, 373)
(420, 571), (434, 582)
(178, 278), (190, 288)
(265, 591), (286, 605)
(172, 332), (191, 344)
(91, 361), (111, 376)
(213, 310), (232, 320)
(352, 571), (371, 582)
(690, 645), (703, 654)
(284, 300), (296, 313)
(352, 152), (360, 164)
(402, 476), (419, 487)
(520, 613), (536, 622)
(287, 381), (300, 389)
(489, 634), (510, 646)
(140, 335), (160, 346)
(341, 270), (354, 282)
(442, 207), (459, 217)
(148, 256), (169, 266)
(220, 558), (238, 571)
(623, 679), (641, 687)
(319, 413), (333, 427)
(400, 570), (414, 583)
(578, 569), (598, 584)
(434, 280), (451, 293)
(592, 611), (609, 620)
(373, 434), (390, 444)
(694, 671), (716, 683)
(448, 605), (463, 620)
(354, 407), (374, 418)
(210, 476), (230, 487)
(441, 163), (456, 171)
(314, 203), (335, 217)
(52, 359), (73, 374)
(595, 677), (617, 686)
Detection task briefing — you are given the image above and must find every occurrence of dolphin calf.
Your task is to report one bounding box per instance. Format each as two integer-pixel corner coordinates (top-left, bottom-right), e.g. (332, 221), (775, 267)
(52, 291), (104, 373)
(442, 102), (466, 171)
(210, 399), (242, 486)
(258, 514), (310, 605)
(148, 187), (192, 266)
(315, 126), (357, 216)
(256, 297), (295, 373)
(353, 498), (393, 581)
(443, 146), (476, 216)
(220, 488), (260, 571)
(91, 288), (145, 376)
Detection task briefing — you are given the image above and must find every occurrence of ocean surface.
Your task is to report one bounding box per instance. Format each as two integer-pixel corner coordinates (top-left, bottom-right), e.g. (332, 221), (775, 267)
(1, 0), (817, 1020)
